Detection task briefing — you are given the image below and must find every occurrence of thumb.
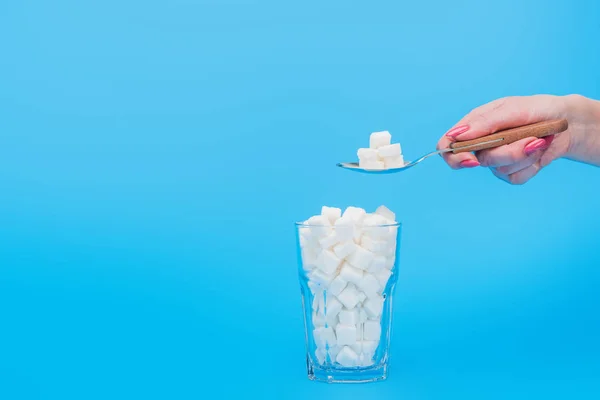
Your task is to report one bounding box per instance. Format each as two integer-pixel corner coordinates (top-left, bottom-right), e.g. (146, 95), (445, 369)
(446, 95), (564, 141)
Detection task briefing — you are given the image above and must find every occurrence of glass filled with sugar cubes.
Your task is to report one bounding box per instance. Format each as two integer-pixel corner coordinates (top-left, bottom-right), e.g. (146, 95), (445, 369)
(295, 207), (401, 383)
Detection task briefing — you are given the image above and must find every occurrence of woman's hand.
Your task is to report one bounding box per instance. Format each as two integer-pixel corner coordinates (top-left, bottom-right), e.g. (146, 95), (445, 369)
(437, 94), (600, 184)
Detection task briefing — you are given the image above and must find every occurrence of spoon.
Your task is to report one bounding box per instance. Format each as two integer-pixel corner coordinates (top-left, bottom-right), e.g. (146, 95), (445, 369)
(337, 119), (569, 174)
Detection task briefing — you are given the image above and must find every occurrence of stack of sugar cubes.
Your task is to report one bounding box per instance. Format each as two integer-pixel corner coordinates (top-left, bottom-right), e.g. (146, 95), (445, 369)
(357, 130), (405, 170)
(299, 205), (398, 368)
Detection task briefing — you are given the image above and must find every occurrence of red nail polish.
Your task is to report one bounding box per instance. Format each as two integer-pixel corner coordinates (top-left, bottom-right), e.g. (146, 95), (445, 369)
(459, 159), (480, 168)
(524, 138), (549, 156)
(445, 125), (470, 139)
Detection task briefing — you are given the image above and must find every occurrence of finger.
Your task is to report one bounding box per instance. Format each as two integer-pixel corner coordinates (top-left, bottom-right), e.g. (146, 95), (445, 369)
(492, 149), (542, 176)
(437, 136), (479, 169)
(476, 137), (539, 167)
(491, 160), (542, 185)
(444, 95), (563, 142)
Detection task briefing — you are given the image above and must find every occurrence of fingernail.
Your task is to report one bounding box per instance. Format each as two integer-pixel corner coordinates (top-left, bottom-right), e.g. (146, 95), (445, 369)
(524, 139), (549, 156)
(459, 159), (480, 168)
(445, 125), (470, 139)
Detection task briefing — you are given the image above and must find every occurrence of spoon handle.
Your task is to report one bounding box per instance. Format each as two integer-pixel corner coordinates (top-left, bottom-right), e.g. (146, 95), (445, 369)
(450, 119), (569, 153)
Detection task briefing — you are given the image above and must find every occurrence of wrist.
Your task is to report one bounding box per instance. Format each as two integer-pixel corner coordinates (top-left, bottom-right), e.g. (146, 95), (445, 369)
(562, 94), (600, 165)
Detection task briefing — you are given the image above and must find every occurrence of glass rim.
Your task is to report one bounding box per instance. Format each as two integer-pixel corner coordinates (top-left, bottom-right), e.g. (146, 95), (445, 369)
(295, 221), (402, 228)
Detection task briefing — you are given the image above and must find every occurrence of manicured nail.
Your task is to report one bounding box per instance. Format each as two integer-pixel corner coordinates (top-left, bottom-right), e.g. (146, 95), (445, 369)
(459, 159), (480, 168)
(445, 125), (470, 139)
(524, 138), (549, 156)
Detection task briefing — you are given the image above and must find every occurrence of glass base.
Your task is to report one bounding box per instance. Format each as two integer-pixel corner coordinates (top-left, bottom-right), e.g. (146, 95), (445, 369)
(307, 358), (388, 383)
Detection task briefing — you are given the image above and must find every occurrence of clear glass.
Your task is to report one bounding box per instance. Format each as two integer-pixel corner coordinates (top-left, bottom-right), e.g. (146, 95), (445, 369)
(295, 221), (402, 383)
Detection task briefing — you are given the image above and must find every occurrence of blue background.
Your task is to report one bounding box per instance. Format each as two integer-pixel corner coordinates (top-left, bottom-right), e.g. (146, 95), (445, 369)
(1, 0), (599, 398)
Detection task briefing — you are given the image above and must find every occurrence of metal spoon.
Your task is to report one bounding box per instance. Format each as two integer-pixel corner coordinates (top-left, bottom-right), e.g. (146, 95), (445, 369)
(337, 119), (568, 174)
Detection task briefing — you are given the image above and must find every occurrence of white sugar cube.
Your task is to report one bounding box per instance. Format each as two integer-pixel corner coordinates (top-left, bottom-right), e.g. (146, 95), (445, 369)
(357, 291), (367, 304)
(377, 143), (402, 158)
(317, 250), (341, 275)
(363, 321), (381, 341)
(326, 312), (339, 328)
(359, 353), (375, 367)
(328, 275), (348, 297)
(350, 341), (362, 354)
(333, 241), (357, 259)
(308, 281), (318, 295)
(363, 295), (384, 318)
(342, 207), (367, 223)
(301, 248), (319, 271)
(312, 312), (326, 327)
(368, 255), (387, 273)
(333, 217), (355, 242)
(359, 159), (385, 170)
(318, 232), (340, 250)
(375, 205), (396, 222)
(375, 268), (392, 287)
(362, 214), (388, 227)
(357, 148), (378, 161)
(347, 246), (375, 271)
(369, 131), (392, 149)
(309, 269), (335, 288)
(335, 324), (357, 346)
(358, 273), (381, 296)
(361, 236), (388, 254)
(312, 290), (324, 312)
(315, 348), (327, 364)
(338, 309), (360, 326)
(362, 340), (378, 355)
(305, 215), (332, 236)
(339, 263), (363, 285)
(384, 155), (405, 169)
(326, 295), (343, 317)
(336, 346), (359, 367)
(328, 345), (342, 361)
(384, 256), (395, 270)
(359, 309), (369, 323)
(314, 326), (337, 347)
(321, 206), (342, 224)
(356, 323), (363, 340)
(353, 226), (363, 244)
(336, 285), (361, 309)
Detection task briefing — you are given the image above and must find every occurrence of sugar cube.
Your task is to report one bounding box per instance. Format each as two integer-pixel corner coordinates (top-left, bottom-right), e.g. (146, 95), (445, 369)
(309, 269), (335, 288)
(360, 236), (388, 254)
(362, 340), (378, 355)
(317, 249), (341, 275)
(305, 215), (332, 236)
(336, 346), (359, 367)
(358, 273), (381, 296)
(335, 324), (357, 346)
(347, 246), (375, 271)
(384, 155), (405, 169)
(375, 205), (396, 222)
(312, 311), (326, 327)
(359, 353), (375, 367)
(375, 268), (392, 288)
(318, 232), (340, 250)
(336, 285), (361, 309)
(359, 309), (369, 323)
(321, 206), (342, 224)
(333, 217), (355, 242)
(339, 263), (363, 285)
(357, 291), (367, 304)
(363, 321), (381, 341)
(359, 160), (385, 170)
(357, 148), (378, 161)
(369, 131), (391, 149)
(314, 326), (337, 347)
(342, 207), (367, 223)
(363, 295), (384, 318)
(377, 143), (402, 158)
(356, 323), (363, 340)
(326, 312), (339, 328)
(333, 241), (357, 259)
(328, 275), (348, 296)
(328, 345), (342, 361)
(315, 347), (327, 364)
(368, 255), (387, 273)
(326, 295), (343, 317)
(338, 309), (359, 326)
(350, 341), (362, 354)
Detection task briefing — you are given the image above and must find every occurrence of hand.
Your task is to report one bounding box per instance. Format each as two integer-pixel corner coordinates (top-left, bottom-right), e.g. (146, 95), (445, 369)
(437, 94), (600, 184)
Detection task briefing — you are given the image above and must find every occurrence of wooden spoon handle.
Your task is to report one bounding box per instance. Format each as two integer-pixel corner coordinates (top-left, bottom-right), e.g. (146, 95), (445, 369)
(450, 119), (569, 153)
